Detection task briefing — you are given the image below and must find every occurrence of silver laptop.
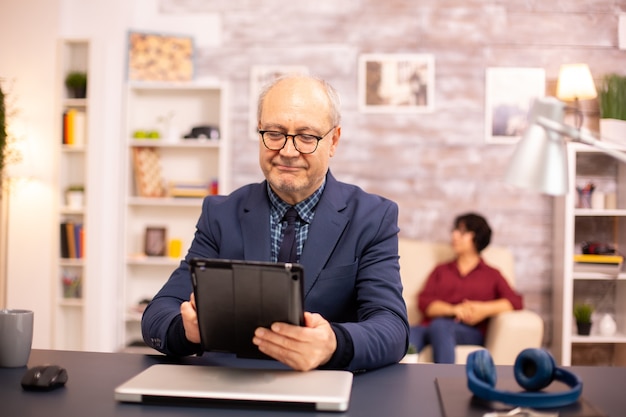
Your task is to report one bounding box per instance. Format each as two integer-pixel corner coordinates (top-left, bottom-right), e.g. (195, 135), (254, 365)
(114, 364), (353, 412)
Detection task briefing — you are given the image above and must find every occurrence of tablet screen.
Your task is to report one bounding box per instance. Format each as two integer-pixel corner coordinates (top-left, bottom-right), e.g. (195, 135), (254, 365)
(190, 258), (304, 359)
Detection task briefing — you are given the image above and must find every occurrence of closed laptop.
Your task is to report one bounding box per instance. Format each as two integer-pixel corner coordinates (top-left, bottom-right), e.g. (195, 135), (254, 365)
(114, 364), (353, 412)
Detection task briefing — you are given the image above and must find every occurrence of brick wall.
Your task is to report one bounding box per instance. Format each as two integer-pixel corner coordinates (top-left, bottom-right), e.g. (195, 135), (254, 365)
(162, 0), (626, 347)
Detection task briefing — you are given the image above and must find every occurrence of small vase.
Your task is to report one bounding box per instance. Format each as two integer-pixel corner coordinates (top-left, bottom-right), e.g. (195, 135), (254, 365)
(67, 86), (87, 99)
(599, 118), (626, 145)
(576, 321), (592, 336)
(66, 191), (84, 209)
(599, 314), (617, 337)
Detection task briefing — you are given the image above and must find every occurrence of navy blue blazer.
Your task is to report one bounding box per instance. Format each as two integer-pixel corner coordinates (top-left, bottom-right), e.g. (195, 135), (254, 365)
(141, 172), (409, 371)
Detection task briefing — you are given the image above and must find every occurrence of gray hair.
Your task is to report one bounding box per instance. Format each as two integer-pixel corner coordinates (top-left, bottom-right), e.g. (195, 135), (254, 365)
(256, 74), (342, 127)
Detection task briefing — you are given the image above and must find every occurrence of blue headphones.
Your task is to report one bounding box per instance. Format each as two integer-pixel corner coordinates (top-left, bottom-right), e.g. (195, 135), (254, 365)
(466, 348), (582, 409)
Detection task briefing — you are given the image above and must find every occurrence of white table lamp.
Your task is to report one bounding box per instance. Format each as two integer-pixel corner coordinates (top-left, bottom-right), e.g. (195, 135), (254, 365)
(504, 97), (626, 196)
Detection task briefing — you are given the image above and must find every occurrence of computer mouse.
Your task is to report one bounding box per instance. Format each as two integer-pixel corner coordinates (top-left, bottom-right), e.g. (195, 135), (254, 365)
(21, 365), (68, 391)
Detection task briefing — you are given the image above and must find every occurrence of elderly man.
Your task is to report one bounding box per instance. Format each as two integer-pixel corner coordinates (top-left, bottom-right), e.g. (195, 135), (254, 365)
(142, 74), (408, 372)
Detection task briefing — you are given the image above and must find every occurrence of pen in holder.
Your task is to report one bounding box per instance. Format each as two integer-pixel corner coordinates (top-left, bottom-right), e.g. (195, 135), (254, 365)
(576, 183), (595, 209)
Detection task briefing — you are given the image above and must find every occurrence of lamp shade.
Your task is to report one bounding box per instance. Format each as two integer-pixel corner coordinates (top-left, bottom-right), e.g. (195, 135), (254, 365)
(556, 64), (597, 101)
(504, 97), (569, 195)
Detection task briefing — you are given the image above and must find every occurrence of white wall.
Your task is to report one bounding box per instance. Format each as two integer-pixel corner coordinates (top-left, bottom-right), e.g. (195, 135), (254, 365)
(1, 0), (131, 350)
(0, 0), (62, 349)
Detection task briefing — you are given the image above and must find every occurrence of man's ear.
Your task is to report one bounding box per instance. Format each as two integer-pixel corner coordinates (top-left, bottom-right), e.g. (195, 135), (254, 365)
(329, 126), (341, 157)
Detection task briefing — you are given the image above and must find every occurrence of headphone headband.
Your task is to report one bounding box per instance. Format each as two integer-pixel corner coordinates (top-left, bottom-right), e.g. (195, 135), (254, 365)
(466, 349), (582, 409)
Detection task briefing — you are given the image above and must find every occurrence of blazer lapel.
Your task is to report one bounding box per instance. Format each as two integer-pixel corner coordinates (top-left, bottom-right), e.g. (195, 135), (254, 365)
(299, 173), (349, 296)
(240, 183), (272, 261)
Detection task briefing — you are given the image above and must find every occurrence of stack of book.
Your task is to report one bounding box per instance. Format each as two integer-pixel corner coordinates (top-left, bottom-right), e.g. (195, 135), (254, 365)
(573, 254), (624, 275)
(62, 109), (86, 146)
(60, 221), (85, 259)
(168, 181), (210, 198)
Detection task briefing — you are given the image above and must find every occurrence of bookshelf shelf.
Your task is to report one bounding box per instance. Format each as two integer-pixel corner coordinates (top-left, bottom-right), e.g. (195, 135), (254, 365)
(571, 333), (626, 344)
(63, 98), (87, 107)
(127, 196), (204, 207)
(126, 255), (180, 266)
(61, 144), (86, 153)
(59, 298), (84, 308)
(128, 139), (220, 148)
(574, 208), (626, 217)
(573, 272), (626, 280)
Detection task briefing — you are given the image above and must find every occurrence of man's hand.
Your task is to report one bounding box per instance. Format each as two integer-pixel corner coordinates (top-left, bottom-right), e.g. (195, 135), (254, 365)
(180, 292), (201, 344)
(252, 312), (337, 371)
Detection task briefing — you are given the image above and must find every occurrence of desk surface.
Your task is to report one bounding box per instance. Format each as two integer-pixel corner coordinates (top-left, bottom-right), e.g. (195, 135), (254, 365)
(1, 349), (624, 417)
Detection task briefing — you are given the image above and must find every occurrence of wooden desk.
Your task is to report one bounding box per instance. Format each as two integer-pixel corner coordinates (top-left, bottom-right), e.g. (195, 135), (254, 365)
(0, 349), (624, 417)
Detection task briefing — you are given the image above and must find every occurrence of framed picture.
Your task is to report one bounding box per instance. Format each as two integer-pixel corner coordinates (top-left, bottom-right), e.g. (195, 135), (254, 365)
(127, 31), (194, 82)
(249, 65), (309, 139)
(144, 226), (167, 257)
(485, 67), (546, 144)
(358, 53), (435, 113)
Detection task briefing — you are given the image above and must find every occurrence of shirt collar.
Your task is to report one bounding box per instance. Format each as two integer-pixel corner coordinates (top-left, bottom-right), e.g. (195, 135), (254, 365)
(267, 177), (326, 223)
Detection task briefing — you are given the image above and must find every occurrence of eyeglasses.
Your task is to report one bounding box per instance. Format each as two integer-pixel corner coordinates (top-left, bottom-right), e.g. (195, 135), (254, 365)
(259, 126), (335, 154)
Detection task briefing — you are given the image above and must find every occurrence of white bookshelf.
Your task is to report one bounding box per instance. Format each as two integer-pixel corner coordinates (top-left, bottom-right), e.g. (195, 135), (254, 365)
(53, 39), (91, 350)
(119, 81), (230, 350)
(553, 143), (626, 366)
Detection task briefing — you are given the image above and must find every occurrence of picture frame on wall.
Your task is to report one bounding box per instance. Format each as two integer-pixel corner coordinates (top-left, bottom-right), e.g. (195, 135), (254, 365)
(485, 67), (546, 144)
(358, 53), (435, 113)
(127, 31), (194, 82)
(249, 65), (309, 140)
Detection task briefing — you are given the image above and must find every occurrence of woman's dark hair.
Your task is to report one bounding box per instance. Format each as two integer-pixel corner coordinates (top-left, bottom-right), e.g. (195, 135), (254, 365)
(454, 212), (491, 253)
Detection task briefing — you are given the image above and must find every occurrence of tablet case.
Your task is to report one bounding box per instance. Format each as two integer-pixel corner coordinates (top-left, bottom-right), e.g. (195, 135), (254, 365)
(190, 259), (305, 359)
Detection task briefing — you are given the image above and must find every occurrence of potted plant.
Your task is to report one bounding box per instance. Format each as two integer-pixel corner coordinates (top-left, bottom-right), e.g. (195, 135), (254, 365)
(64, 71), (87, 99)
(573, 303), (594, 336)
(598, 73), (626, 145)
(65, 184), (85, 209)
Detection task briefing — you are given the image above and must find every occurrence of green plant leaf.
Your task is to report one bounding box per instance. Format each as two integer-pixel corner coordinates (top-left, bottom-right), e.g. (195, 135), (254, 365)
(598, 73), (626, 121)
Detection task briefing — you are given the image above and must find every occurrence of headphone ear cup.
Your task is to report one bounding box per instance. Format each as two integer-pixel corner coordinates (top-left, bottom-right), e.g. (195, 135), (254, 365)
(514, 348), (556, 391)
(467, 349), (496, 387)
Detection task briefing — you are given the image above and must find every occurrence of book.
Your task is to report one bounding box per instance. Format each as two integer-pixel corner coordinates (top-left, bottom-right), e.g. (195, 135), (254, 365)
(60, 223), (69, 258)
(167, 181), (209, 198)
(64, 108), (77, 145)
(573, 254), (623, 264)
(73, 110), (86, 146)
(66, 222), (76, 259)
(574, 254), (623, 275)
(74, 223), (83, 258)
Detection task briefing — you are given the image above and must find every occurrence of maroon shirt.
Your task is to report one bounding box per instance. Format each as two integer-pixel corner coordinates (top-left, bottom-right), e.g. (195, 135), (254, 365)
(417, 259), (523, 335)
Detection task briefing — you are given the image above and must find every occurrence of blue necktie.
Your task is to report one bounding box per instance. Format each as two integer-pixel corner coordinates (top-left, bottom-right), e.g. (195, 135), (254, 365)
(278, 207), (298, 263)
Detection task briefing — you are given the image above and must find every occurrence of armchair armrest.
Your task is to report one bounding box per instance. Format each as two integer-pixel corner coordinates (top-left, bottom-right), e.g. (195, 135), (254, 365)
(485, 310), (544, 365)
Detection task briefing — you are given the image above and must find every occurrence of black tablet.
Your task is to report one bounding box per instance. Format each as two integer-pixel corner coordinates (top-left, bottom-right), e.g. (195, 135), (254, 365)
(189, 258), (305, 359)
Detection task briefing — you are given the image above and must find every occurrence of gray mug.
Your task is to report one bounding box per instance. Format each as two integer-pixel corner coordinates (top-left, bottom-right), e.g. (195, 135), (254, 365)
(0, 309), (34, 367)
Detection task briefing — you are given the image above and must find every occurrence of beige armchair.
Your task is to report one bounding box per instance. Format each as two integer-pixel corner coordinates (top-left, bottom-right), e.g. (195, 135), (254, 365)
(398, 238), (544, 365)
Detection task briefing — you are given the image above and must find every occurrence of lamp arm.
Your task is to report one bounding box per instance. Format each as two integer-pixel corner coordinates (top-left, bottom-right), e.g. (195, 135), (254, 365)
(536, 116), (626, 164)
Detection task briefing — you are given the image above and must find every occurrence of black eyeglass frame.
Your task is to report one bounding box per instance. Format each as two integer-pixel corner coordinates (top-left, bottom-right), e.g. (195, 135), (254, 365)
(258, 126), (336, 154)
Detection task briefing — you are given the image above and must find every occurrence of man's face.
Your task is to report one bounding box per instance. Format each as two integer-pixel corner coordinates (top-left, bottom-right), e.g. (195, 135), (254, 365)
(258, 78), (340, 205)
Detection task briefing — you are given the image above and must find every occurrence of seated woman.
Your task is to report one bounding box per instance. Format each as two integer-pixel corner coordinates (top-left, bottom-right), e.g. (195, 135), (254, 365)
(409, 213), (523, 363)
